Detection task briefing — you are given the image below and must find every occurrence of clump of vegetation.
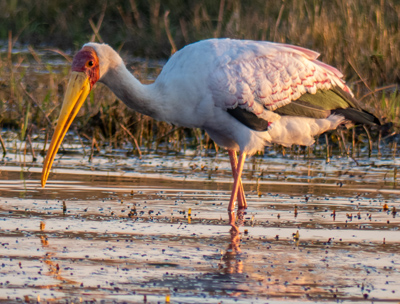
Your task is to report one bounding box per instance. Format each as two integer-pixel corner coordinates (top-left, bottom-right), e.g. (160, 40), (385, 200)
(0, 0), (399, 158)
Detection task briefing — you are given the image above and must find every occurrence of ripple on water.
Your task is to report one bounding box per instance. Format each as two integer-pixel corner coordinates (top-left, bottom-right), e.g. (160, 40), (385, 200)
(1, 145), (400, 303)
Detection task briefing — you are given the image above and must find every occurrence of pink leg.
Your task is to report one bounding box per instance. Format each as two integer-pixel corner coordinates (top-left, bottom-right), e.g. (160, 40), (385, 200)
(228, 151), (247, 232)
(228, 150), (248, 209)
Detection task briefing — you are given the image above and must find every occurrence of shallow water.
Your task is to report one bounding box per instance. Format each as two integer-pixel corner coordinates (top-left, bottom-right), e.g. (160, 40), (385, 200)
(0, 139), (400, 304)
(1, 42), (400, 303)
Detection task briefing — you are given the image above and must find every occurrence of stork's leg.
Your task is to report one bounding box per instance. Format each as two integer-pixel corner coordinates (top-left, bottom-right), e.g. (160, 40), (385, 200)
(228, 151), (247, 231)
(228, 150), (248, 209)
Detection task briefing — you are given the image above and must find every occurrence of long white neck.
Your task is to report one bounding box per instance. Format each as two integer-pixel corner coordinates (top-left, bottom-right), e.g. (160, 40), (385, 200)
(99, 63), (164, 119)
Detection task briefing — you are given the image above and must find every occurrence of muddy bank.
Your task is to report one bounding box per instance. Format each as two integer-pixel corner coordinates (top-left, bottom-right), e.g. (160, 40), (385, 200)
(1, 150), (400, 303)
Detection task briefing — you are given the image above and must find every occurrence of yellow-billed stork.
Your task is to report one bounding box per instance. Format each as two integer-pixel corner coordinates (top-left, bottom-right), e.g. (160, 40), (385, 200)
(41, 39), (379, 232)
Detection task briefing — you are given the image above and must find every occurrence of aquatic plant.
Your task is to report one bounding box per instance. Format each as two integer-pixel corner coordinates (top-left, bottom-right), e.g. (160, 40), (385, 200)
(0, 0), (399, 159)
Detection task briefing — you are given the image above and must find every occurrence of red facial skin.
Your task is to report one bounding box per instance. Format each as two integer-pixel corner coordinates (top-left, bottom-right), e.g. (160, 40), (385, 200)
(71, 46), (100, 89)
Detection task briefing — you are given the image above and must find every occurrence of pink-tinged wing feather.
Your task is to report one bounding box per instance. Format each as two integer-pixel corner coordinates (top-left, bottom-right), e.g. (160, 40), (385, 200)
(210, 41), (353, 116)
(279, 43), (320, 60)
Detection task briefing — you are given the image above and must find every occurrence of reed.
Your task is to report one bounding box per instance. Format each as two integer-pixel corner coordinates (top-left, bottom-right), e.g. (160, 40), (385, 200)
(0, 0), (399, 158)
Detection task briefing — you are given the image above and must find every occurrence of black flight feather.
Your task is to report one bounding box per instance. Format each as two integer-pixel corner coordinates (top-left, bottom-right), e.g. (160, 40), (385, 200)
(227, 87), (380, 131)
(331, 108), (381, 126)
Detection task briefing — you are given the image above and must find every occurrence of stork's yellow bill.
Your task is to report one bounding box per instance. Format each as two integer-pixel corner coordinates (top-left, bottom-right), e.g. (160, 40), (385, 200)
(41, 71), (90, 187)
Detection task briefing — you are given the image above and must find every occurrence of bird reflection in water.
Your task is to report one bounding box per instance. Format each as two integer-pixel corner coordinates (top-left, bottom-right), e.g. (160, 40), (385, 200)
(219, 208), (246, 276)
(38, 222), (79, 292)
(221, 230), (243, 274)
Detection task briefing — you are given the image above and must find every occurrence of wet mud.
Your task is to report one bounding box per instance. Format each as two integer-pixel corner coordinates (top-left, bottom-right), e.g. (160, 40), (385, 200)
(1, 147), (400, 303)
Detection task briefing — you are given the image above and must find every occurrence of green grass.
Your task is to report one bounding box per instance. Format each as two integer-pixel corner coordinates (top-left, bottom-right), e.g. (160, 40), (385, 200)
(0, 0), (399, 157)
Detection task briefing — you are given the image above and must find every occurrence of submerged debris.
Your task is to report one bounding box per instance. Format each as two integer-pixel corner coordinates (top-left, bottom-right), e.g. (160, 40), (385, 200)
(331, 209), (336, 221)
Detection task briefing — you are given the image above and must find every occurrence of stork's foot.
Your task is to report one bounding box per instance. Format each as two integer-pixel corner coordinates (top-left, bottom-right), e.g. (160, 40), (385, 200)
(238, 190), (248, 209)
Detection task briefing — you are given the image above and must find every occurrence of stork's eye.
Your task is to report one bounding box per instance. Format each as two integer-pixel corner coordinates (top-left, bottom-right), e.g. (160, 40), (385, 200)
(87, 60), (94, 67)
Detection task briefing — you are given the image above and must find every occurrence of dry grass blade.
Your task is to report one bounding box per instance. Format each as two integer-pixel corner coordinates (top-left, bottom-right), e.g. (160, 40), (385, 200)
(28, 46), (42, 64)
(118, 122), (142, 158)
(80, 132), (100, 162)
(27, 134), (37, 161)
(363, 125), (373, 157)
(214, 0), (225, 38)
(44, 48), (72, 63)
(164, 10), (177, 54)
(7, 30), (12, 62)
(0, 133), (6, 156)
(347, 59), (376, 102)
(359, 84), (398, 102)
(89, 3), (107, 43)
(89, 19), (104, 43)
(129, 0), (143, 29)
(274, 3), (285, 41)
(19, 83), (53, 128)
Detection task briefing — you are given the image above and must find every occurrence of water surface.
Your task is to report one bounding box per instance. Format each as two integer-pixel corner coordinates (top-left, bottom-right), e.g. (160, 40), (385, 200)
(1, 140), (400, 303)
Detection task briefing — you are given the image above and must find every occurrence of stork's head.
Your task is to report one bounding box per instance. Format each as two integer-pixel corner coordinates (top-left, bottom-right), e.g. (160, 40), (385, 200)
(70, 46), (100, 88)
(41, 43), (121, 187)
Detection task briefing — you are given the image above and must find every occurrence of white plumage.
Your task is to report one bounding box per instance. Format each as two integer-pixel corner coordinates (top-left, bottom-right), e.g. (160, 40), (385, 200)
(87, 39), (349, 154)
(42, 38), (377, 232)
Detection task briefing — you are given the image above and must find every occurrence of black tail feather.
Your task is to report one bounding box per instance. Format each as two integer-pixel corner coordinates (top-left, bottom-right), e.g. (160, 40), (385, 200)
(331, 108), (381, 126)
